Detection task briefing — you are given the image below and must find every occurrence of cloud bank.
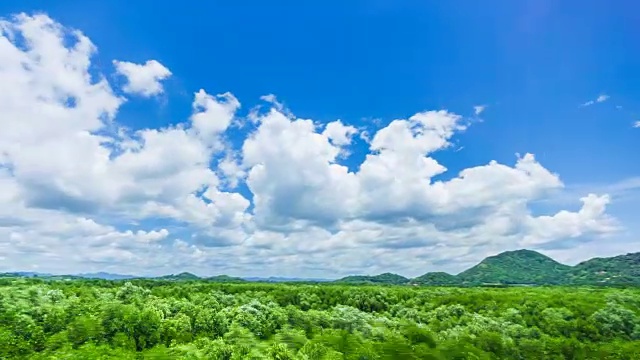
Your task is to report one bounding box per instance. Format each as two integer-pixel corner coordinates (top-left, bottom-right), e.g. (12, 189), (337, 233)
(0, 13), (620, 278)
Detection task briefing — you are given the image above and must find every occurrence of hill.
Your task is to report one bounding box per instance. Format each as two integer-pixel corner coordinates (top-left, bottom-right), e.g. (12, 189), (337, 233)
(456, 249), (571, 285)
(568, 252), (640, 285)
(411, 272), (459, 286)
(205, 275), (246, 283)
(76, 272), (137, 280)
(336, 272), (409, 285)
(157, 272), (201, 281)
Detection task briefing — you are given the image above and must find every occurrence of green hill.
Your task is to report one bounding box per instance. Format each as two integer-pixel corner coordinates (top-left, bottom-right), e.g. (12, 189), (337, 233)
(336, 272), (409, 285)
(158, 272), (201, 281)
(456, 249), (571, 285)
(568, 252), (640, 285)
(411, 272), (458, 286)
(205, 275), (246, 283)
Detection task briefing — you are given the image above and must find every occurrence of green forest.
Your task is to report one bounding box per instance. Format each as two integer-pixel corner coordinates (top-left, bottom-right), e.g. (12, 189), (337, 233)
(1, 277), (640, 359)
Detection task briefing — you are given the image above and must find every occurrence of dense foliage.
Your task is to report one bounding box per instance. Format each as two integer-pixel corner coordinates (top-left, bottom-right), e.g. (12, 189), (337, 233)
(1, 278), (640, 359)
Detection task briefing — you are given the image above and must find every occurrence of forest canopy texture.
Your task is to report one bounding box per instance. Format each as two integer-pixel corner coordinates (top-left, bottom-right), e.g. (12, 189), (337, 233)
(1, 278), (639, 359)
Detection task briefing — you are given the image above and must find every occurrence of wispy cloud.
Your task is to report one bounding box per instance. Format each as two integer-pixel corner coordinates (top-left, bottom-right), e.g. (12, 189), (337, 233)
(580, 94), (609, 107)
(473, 105), (486, 115)
(633, 121), (640, 128)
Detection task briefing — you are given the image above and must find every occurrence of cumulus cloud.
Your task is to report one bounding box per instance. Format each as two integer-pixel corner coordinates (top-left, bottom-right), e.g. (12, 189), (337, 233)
(113, 59), (172, 96)
(633, 121), (640, 128)
(0, 13), (248, 242)
(323, 120), (358, 146)
(522, 194), (617, 247)
(0, 13), (622, 278)
(191, 89), (241, 143)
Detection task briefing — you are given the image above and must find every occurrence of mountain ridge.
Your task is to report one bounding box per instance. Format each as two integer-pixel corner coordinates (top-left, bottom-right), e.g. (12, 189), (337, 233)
(335, 249), (640, 286)
(3, 249), (640, 286)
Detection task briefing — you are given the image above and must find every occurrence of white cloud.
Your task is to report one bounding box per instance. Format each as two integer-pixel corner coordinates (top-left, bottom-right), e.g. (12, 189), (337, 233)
(191, 89), (240, 143)
(521, 194), (618, 247)
(0, 13), (248, 236)
(242, 109), (359, 227)
(633, 121), (640, 128)
(581, 94), (609, 107)
(0, 13), (626, 277)
(473, 105), (486, 115)
(113, 59), (171, 97)
(322, 120), (358, 146)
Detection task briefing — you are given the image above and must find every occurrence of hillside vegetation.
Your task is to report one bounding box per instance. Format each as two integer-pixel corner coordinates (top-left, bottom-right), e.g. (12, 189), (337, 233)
(455, 250), (571, 285)
(157, 272), (201, 281)
(569, 252), (640, 285)
(336, 273), (409, 285)
(336, 249), (640, 286)
(411, 272), (459, 286)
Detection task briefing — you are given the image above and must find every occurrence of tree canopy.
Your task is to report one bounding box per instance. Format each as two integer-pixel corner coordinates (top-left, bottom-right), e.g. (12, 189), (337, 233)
(1, 277), (639, 359)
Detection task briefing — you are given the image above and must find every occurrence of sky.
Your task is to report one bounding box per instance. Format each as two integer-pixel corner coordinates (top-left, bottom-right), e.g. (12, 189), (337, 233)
(0, 0), (638, 278)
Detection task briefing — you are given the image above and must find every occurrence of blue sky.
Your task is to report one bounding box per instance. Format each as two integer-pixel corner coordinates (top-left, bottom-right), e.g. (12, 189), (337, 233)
(0, 1), (638, 277)
(5, 0), (636, 181)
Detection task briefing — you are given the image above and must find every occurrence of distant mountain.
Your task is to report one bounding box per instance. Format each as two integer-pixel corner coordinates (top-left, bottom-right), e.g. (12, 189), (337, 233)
(4, 249), (640, 286)
(206, 275), (246, 283)
(157, 272), (200, 281)
(76, 272), (137, 280)
(411, 272), (459, 286)
(333, 250), (579, 286)
(568, 252), (640, 285)
(0, 271), (51, 278)
(243, 277), (333, 283)
(336, 273), (409, 285)
(411, 250), (640, 286)
(456, 249), (571, 285)
(0, 272), (85, 281)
